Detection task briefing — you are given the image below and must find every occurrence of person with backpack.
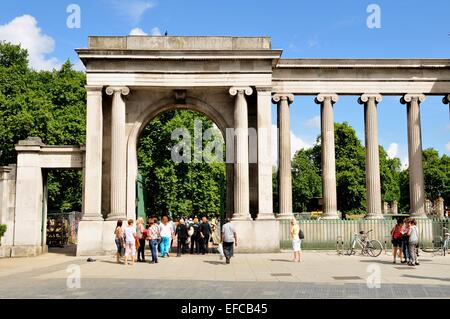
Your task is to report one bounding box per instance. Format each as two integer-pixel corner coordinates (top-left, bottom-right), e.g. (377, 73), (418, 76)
(390, 218), (404, 263)
(290, 218), (301, 262)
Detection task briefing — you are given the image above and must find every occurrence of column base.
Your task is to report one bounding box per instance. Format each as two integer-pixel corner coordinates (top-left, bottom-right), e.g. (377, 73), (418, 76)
(81, 216), (103, 221)
(105, 215), (126, 221)
(409, 213), (428, 219)
(232, 220), (280, 253)
(321, 214), (340, 220)
(76, 220), (105, 256)
(0, 246), (11, 258)
(276, 214), (294, 220)
(256, 213), (275, 220)
(76, 220), (121, 256)
(9, 245), (47, 257)
(365, 214), (384, 220)
(231, 215), (252, 221)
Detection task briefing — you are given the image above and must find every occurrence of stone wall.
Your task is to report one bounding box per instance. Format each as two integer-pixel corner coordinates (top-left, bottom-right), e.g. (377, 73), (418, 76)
(0, 165), (17, 257)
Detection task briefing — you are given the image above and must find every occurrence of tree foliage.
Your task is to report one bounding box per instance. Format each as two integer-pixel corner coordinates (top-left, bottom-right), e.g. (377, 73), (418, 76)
(0, 42), (86, 213)
(291, 148), (322, 212)
(138, 110), (226, 217)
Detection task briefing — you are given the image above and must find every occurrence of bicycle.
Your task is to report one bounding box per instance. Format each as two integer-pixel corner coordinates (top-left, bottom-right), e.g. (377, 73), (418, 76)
(421, 227), (450, 256)
(346, 229), (383, 257)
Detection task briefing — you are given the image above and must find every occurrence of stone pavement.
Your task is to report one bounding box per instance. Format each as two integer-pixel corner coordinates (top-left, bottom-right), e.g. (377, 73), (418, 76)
(0, 249), (449, 298)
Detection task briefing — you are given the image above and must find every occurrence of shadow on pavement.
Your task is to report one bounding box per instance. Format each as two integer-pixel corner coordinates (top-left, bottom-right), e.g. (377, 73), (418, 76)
(203, 260), (226, 265)
(358, 259), (403, 265)
(269, 259), (292, 262)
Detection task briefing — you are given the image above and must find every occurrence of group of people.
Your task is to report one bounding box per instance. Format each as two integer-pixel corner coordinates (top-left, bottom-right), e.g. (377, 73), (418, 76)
(391, 217), (420, 266)
(113, 215), (237, 265)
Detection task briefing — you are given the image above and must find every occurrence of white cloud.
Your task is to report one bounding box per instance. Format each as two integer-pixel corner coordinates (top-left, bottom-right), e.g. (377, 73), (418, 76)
(271, 125), (311, 167)
(305, 116), (321, 129)
(445, 141), (450, 152)
(129, 27), (161, 36)
(0, 15), (60, 70)
(129, 27), (147, 35)
(110, 0), (155, 25)
(151, 27), (161, 36)
(387, 143), (399, 159)
(401, 157), (409, 170)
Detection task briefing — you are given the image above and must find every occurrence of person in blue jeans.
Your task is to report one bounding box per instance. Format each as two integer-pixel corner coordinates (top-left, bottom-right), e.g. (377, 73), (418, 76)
(147, 218), (160, 263)
(158, 216), (174, 257)
(401, 218), (411, 264)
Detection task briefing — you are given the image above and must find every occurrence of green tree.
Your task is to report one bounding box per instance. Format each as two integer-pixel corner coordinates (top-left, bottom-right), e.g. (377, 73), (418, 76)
(0, 43), (86, 213)
(291, 148), (322, 212)
(379, 147), (401, 203)
(138, 110), (226, 217)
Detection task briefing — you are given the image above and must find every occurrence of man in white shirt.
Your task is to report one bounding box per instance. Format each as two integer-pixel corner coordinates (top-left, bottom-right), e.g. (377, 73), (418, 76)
(221, 218), (237, 264)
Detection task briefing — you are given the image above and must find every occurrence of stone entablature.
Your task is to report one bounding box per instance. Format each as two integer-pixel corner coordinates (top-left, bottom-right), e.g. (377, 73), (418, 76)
(15, 138), (85, 168)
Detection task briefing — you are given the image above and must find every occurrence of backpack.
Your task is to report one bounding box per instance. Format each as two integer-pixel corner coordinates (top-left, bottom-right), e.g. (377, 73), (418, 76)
(298, 229), (305, 240)
(392, 225), (402, 240)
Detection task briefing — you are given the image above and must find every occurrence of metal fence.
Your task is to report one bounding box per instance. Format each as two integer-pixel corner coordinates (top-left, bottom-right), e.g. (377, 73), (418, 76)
(279, 218), (450, 250)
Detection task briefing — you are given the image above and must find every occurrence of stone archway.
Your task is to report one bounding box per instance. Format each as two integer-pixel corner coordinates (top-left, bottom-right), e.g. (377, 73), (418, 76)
(125, 95), (233, 221)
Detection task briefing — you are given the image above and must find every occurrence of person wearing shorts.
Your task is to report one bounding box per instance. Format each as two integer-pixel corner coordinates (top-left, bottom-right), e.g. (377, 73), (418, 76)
(290, 218), (301, 262)
(390, 219), (404, 264)
(124, 219), (137, 265)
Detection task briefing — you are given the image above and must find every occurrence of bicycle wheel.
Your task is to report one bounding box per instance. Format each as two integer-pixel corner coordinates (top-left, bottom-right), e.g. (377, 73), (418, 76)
(367, 240), (383, 257)
(420, 244), (439, 253)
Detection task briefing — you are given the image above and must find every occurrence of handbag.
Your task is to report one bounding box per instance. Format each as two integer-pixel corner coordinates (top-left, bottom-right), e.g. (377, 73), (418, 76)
(217, 243), (224, 259)
(135, 237), (140, 249)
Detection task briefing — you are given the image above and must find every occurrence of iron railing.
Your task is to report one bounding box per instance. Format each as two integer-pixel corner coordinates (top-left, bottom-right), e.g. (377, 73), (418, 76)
(279, 218), (450, 250)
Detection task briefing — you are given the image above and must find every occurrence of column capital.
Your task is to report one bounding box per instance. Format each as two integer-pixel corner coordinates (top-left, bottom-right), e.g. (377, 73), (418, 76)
(315, 93), (339, 104)
(229, 86), (253, 96)
(85, 85), (103, 94)
(105, 86), (130, 96)
(443, 94), (450, 104)
(358, 93), (382, 104)
(272, 93), (294, 104)
(401, 93), (425, 104)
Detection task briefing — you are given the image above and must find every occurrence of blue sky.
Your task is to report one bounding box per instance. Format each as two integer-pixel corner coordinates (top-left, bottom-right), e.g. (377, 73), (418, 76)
(0, 0), (449, 165)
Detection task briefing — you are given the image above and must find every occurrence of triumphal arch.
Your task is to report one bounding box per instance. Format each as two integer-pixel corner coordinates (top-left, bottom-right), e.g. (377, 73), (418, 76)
(1, 36), (449, 256)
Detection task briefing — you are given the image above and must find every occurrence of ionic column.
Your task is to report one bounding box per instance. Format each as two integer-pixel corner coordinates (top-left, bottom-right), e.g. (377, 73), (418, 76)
(401, 94), (426, 218)
(358, 94), (383, 219)
(315, 94), (339, 219)
(82, 86), (104, 221)
(256, 87), (274, 220)
(273, 93), (294, 220)
(230, 87), (252, 221)
(106, 86), (130, 221)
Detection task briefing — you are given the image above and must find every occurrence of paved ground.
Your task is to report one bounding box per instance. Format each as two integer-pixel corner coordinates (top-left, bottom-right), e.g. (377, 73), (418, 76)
(0, 248), (449, 298)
